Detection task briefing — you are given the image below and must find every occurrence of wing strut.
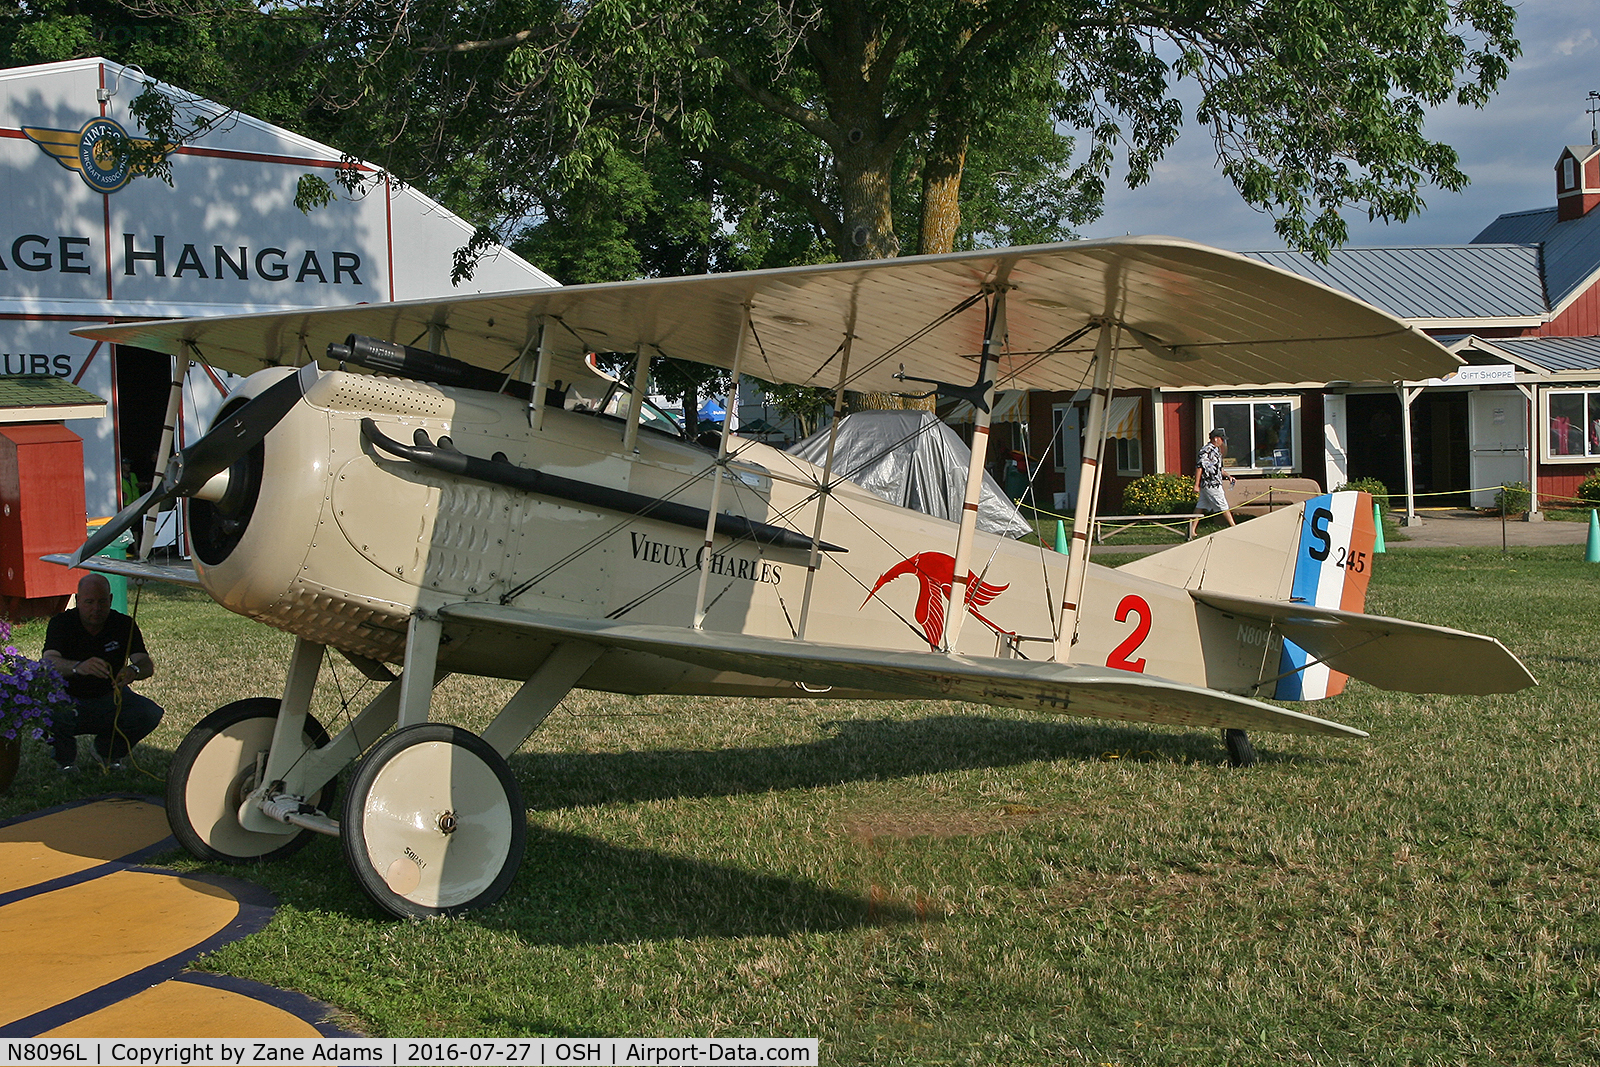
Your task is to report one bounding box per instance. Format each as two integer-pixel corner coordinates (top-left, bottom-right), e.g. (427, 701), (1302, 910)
(693, 303), (752, 629)
(1055, 319), (1120, 660)
(795, 292), (860, 639)
(941, 286), (1008, 652)
(138, 353), (189, 560)
(621, 346), (650, 452)
(523, 317), (550, 431)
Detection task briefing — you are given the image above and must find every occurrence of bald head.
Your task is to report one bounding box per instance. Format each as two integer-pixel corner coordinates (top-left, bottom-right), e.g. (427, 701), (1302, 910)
(76, 573), (113, 634)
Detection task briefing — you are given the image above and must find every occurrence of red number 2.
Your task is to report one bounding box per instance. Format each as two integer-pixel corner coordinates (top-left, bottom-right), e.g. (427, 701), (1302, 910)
(1106, 594), (1151, 673)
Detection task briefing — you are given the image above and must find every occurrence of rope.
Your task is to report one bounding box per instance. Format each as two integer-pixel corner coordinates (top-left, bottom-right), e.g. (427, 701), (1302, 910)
(105, 578), (161, 781)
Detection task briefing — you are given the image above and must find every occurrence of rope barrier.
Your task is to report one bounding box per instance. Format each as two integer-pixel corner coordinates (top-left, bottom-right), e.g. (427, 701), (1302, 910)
(1010, 479), (1600, 549)
(1017, 481), (1599, 522)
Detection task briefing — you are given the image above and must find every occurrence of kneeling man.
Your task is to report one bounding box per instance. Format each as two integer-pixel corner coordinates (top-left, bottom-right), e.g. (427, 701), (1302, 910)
(41, 574), (165, 771)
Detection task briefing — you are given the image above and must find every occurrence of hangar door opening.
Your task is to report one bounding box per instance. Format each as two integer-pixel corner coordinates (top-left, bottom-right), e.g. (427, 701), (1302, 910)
(1411, 391), (1471, 508)
(113, 346), (176, 505)
(1344, 393), (1405, 495)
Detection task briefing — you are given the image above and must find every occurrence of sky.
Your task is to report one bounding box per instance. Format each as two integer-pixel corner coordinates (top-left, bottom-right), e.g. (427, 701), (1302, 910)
(1085, 3), (1600, 252)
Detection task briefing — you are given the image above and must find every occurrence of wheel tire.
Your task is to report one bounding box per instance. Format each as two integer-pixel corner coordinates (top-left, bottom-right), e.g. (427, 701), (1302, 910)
(166, 698), (335, 862)
(1224, 728), (1258, 768)
(342, 723), (526, 919)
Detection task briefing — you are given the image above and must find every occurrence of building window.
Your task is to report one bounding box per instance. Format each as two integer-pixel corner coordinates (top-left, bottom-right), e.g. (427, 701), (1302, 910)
(1114, 436), (1142, 475)
(1051, 403), (1079, 471)
(1564, 156), (1577, 191)
(1545, 388), (1600, 461)
(1107, 395), (1142, 475)
(1203, 397), (1298, 471)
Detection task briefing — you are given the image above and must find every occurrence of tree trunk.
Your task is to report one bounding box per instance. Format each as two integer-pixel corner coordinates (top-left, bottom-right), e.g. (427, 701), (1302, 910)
(918, 123), (968, 256)
(834, 141), (900, 260)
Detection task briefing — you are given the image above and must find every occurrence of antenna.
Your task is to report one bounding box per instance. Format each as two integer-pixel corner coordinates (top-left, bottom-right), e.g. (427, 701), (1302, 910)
(1588, 91), (1600, 145)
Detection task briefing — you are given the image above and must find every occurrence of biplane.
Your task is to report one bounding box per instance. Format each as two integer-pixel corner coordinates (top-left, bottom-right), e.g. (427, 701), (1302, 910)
(59, 237), (1535, 919)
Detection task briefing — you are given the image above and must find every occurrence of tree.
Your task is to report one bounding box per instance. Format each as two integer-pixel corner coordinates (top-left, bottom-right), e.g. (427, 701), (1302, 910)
(38, 1), (1519, 265)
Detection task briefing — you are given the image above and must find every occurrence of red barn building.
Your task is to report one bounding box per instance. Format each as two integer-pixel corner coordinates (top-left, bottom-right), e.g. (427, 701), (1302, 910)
(1023, 140), (1600, 521)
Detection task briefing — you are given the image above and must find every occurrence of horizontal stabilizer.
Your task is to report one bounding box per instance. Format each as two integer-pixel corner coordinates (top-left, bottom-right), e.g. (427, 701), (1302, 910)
(42, 553), (203, 589)
(1191, 590), (1536, 695)
(439, 603), (1368, 738)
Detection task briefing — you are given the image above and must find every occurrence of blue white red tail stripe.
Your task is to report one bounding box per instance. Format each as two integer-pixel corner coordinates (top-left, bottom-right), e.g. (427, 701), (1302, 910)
(1275, 492), (1376, 700)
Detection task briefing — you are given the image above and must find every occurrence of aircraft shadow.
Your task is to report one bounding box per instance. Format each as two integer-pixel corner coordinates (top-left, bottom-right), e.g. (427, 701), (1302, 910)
(509, 714), (1330, 812)
(469, 825), (908, 946)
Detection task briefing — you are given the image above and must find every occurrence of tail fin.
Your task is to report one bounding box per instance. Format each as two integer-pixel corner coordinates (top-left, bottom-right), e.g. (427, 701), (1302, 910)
(1274, 492), (1376, 699)
(1119, 490), (1376, 700)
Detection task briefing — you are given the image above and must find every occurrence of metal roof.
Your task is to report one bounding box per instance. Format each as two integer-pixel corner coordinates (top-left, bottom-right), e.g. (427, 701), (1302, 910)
(1473, 335), (1600, 374)
(1473, 205), (1600, 311)
(1241, 246), (1547, 321)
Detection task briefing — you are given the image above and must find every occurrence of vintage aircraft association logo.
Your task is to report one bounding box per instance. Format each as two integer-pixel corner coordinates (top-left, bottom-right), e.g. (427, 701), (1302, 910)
(24, 117), (165, 193)
(862, 551), (1010, 650)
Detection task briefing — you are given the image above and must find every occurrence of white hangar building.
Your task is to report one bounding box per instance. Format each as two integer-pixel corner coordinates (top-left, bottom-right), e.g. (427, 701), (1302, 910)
(1, 57), (557, 540)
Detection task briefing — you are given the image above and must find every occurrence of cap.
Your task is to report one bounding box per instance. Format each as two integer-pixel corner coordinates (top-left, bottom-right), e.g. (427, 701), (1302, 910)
(1208, 427), (1227, 440)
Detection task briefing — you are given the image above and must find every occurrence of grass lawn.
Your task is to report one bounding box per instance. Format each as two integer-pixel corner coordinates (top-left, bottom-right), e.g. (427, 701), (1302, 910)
(2, 546), (1596, 1062)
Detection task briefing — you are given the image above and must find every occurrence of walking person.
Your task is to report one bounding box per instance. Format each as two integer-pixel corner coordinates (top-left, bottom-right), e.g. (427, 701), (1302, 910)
(1188, 427), (1238, 539)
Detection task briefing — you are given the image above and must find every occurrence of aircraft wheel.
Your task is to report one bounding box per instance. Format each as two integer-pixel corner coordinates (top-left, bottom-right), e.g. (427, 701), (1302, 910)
(1224, 728), (1257, 768)
(167, 698), (334, 862)
(342, 723), (526, 919)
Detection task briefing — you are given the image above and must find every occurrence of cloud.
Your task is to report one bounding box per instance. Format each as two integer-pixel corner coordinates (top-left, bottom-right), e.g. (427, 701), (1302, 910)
(1553, 29), (1596, 56)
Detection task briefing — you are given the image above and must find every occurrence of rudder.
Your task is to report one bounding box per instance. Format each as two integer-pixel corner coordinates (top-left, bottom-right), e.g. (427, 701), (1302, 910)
(1274, 491), (1376, 699)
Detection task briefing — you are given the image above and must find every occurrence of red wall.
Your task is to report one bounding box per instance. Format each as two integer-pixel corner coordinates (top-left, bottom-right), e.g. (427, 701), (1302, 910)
(1543, 286), (1600, 336)
(1537, 466), (1597, 509)
(0, 423), (86, 604)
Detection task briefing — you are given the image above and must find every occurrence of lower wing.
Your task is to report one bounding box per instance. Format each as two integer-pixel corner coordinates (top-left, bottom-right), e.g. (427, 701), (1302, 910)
(439, 603), (1367, 738)
(42, 553), (204, 589)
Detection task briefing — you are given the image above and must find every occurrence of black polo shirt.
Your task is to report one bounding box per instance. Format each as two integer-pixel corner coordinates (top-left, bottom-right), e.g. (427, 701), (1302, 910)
(43, 608), (147, 701)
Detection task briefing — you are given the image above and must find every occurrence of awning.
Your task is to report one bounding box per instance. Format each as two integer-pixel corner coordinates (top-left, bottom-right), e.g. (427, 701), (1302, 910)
(942, 389), (1031, 424)
(1106, 396), (1141, 440)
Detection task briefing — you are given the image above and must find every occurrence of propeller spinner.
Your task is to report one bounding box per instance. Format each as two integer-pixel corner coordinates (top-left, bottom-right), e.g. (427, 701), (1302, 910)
(70, 363), (319, 567)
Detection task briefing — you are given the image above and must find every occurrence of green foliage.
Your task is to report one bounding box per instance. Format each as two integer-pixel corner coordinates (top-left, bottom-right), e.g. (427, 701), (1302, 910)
(753, 379), (831, 439)
(1577, 469), (1600, 507)
(1335, 477), (1390, 513)
(39, 0), (1521, 271)
(1121, 472), (1197, 515)
(294, 174), (337, 214)
(1494, 480), (1531, 514)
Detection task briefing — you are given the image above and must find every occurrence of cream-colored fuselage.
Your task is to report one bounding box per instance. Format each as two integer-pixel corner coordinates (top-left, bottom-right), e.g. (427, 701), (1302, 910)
(195, 369), (1277, 699)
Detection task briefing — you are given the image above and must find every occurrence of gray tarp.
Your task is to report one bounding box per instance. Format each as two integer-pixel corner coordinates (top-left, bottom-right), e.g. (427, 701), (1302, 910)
(788, 410), (1031, 538)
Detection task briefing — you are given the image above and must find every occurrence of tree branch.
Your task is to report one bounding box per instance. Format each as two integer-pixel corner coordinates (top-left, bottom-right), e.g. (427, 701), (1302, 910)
(416, 27), (556, 55)
(695, 42), (836, 142)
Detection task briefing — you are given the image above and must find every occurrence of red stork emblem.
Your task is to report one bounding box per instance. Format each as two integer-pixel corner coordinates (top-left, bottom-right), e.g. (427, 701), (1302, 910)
(862, 551), (1011, 650)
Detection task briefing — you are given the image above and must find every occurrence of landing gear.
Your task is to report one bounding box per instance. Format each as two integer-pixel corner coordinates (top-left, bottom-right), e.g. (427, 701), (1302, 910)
(1224, 728), (1257, 768)
(166, 698), (334, 862)
(342, 724), (526, 919)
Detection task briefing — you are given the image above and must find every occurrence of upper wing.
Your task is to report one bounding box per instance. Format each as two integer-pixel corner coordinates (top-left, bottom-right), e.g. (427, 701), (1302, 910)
(438, 602), (1368, 738)
(1192, 590), (1536, 695)
(69, 237), (1453, 393)
(41, 553), (203, 590)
